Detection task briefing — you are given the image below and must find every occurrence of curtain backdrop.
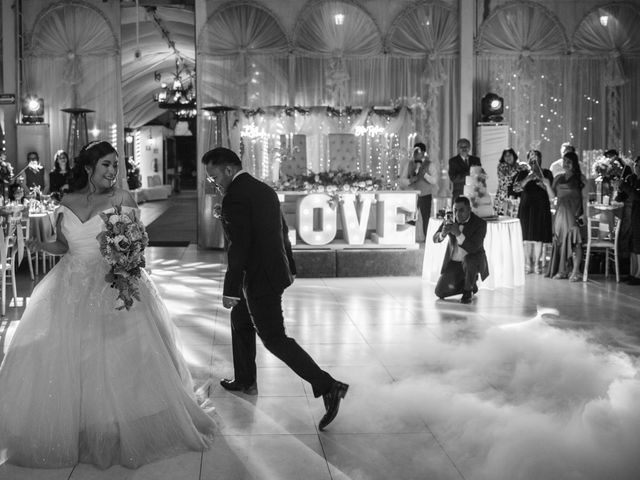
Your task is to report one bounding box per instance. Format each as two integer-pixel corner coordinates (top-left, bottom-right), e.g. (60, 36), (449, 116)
(476, 1), (640, 166)
(197, 1), (460, 188)
(23, 2), (124, 184)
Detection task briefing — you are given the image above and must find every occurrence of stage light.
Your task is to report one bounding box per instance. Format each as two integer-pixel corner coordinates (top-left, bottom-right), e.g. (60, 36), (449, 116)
(21, 95), (44, 123)
(481, 93), (504, 122)
(599, 15), (609, 27)
(334, 13), (345, 25)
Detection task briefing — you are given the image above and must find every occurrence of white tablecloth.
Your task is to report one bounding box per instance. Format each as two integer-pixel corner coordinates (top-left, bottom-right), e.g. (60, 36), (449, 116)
(422, 217), (525, 290)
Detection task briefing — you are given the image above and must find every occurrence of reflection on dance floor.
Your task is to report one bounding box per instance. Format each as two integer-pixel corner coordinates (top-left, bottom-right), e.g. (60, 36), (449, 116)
(1, 245), (639, 479)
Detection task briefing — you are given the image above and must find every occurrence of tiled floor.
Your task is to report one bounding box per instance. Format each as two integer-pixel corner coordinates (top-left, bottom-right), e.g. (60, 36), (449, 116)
(1, 242), (640, 479)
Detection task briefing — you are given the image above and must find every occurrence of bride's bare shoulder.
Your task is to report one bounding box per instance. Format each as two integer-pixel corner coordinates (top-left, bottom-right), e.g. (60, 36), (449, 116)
(60, 192), (82, 210)
(112, 188), (138, 208)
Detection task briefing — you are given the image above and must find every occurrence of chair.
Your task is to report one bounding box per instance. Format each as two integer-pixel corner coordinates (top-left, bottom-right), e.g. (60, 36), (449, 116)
(1, 216), (20, 316)
(582, 206), (621, 283)
(20, 212), (35, 280)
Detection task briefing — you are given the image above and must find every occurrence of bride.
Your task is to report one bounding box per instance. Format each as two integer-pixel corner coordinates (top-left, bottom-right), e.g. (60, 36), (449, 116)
(0, 141), (215, 469)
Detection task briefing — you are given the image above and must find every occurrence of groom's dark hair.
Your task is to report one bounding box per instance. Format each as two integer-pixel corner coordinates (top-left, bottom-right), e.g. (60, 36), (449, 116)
(201, 147), (242, 168)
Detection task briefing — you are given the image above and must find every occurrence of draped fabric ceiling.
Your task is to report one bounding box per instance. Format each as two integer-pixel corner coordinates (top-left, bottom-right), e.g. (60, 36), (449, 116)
(476, 1), (640, 167)
(19, 0), (640, 184)
(24, 1), (123, 172)
(197, 0), (459, 184)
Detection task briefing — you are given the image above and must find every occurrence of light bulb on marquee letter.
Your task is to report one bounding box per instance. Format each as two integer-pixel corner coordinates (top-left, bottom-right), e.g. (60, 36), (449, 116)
(372, 193), (417, 245)
(339, 193), (374, 245)
(297, 194), (337, 245)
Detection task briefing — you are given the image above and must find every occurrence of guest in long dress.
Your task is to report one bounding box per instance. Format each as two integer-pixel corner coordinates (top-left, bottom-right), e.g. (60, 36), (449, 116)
(549, 142), (575, 179)
(618, 156), (640, 285)
(7, 182), (29, 206)
(495, 148), (518, 215)
(510, 150), (554, 274)
(547, 151), (588, 281)
(49, 149), (72, 199)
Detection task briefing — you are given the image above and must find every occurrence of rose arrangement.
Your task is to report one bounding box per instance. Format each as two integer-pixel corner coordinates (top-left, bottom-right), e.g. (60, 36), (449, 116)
(275, 169), (383, 193)
(0, 155), (14, 184)
(96, 205), (149, 310)
(591, 153), (631, 181)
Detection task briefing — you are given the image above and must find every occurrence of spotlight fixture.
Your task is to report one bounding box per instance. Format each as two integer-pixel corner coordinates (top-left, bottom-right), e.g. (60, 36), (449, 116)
(21, 95), (44, 123)
(481, 93), (504, 122)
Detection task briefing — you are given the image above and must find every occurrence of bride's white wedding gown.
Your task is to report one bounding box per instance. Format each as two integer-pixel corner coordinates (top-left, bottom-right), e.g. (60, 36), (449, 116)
(0, 206), (215, 469)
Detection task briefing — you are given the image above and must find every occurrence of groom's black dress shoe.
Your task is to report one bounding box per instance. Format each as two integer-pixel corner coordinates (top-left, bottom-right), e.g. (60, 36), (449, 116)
(460, 290), (473, 304)
(319, 381), (349, 431)
(220, 379), (258, 395)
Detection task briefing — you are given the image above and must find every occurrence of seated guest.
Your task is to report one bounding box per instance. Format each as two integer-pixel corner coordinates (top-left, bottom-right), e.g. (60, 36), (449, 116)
(7, 183), (28, 205)
(49, 149), (71, 197)
(433, 196), (489, 304)
(619, 156), (640, 285)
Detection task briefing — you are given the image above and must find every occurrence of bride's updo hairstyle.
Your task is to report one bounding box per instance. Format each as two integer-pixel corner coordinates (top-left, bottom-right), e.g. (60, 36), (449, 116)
(70, 140), (117, 192)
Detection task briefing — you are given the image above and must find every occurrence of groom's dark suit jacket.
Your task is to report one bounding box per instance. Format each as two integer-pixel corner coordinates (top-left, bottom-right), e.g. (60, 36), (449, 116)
(221, 172), (296, 299)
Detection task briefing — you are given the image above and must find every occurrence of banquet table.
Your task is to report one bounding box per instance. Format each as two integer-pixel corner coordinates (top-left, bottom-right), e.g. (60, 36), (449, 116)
(28, 211), (57, 243)
(422, 216), (525, 290)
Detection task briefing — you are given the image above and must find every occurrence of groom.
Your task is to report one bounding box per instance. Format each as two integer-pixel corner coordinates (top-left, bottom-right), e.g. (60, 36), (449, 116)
(202, 147), (348, 430)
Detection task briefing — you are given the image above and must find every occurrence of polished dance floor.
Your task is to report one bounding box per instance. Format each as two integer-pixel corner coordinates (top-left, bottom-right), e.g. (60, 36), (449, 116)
(1, 242), (639, 479)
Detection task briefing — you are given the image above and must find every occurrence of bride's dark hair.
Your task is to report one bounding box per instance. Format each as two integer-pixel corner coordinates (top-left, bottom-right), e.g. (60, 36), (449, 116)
(69, 141), (118, 192)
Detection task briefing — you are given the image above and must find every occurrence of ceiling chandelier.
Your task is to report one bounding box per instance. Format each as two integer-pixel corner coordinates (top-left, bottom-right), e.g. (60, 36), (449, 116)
(153, 58), (196, 119)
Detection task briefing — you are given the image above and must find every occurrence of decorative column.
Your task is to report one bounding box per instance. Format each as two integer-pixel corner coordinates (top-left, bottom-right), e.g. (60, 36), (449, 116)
(458, 0), (475, 141)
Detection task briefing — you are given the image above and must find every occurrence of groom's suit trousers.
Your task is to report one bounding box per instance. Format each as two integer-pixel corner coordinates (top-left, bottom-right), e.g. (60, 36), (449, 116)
(241, 291), (334, 398)
(230, 297), (257, 386)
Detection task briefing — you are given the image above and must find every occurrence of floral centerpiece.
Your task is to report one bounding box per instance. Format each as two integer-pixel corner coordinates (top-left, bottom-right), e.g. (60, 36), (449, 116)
(275, 169), (383, 193)
(96, 205), (149, 310)
(274, 169), (384, 208)
(0, 154), (14, 201)
(591, 154), (629, 181)
(591, 151), (632, 202)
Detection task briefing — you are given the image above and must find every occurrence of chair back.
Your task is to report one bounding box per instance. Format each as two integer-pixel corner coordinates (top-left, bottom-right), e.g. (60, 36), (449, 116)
(586, 206), (617, 246)
(0, 214), (18, 268)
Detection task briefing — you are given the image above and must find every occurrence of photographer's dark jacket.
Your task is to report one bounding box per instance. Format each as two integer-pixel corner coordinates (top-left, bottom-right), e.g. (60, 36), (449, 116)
(433, 212), (489, 280)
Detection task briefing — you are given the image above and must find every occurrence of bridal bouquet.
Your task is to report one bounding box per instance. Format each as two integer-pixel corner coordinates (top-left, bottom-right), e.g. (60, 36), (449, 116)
(97, 205), (149, 310)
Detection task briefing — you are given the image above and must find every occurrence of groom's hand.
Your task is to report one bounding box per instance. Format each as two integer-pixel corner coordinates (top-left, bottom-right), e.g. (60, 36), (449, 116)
(223, 296), (240, 309)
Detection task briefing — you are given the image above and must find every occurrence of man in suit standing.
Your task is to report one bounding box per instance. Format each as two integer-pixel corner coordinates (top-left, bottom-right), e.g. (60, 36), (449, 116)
(202, 147), (348, 430)
(448, 138), (481, 200)
(433, 196), (489, 304)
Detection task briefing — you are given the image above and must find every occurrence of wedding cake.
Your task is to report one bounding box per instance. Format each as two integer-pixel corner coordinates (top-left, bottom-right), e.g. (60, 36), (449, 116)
(463, 166), (495, 218)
